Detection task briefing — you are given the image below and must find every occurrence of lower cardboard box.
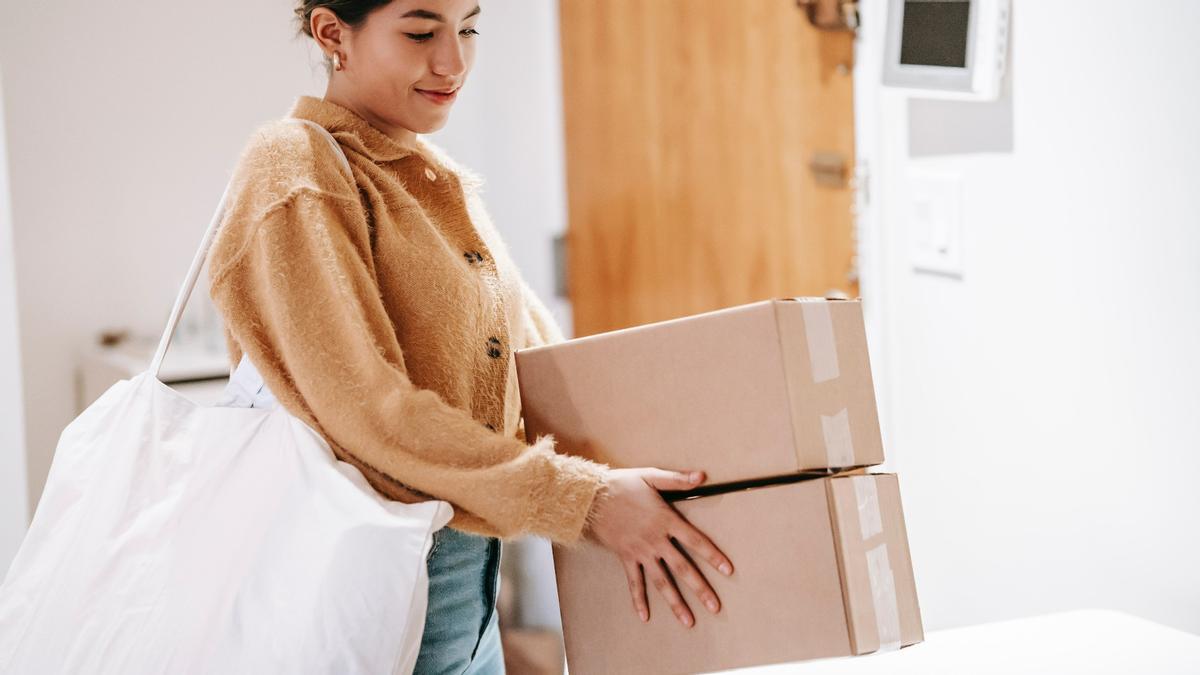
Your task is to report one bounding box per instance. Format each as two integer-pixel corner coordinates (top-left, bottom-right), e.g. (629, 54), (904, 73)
(552, 472), (923, 675)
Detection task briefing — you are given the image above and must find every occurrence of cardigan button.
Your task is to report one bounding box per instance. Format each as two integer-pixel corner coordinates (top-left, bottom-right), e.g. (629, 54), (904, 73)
(487, 337), (502, 358)
(424, 167), (438, 181)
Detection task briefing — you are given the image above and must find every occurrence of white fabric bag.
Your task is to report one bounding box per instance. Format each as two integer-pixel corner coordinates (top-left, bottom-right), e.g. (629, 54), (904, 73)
(0, 118), (453, 674)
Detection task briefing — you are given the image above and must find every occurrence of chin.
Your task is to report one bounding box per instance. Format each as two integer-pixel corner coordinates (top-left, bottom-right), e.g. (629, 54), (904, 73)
(415, 116), (451, 135)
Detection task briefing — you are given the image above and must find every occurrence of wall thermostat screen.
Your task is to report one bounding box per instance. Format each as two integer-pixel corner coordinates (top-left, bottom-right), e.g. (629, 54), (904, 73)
(900, 0), (971, 68)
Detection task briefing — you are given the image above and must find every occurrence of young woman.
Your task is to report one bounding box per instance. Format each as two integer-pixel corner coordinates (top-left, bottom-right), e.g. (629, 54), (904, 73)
(208, 1), (735, 672)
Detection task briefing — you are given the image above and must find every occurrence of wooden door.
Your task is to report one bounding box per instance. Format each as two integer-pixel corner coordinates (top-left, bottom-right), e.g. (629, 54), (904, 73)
(559, 0), (857, 336)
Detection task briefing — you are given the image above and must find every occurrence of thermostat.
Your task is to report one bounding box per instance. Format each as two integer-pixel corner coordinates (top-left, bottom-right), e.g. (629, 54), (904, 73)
(883, 0), (1010, 100)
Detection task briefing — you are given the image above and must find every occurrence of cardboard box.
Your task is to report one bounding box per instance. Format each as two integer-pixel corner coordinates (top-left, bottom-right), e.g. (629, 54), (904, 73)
(516, 298), (883, 484)
(553, 473), (923, 675)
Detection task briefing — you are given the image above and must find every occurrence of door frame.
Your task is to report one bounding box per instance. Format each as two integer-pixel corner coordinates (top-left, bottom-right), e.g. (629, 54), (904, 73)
(0, 62), (33, 572)
(851, 0), (900, 469)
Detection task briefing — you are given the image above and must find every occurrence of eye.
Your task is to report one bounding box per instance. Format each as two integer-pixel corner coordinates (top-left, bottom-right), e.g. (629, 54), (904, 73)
(405, 32), (434, 43)
(460, 28), (480, 38)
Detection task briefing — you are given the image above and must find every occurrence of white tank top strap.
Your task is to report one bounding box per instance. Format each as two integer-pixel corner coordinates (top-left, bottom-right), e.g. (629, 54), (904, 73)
(216, 352), (280, 410)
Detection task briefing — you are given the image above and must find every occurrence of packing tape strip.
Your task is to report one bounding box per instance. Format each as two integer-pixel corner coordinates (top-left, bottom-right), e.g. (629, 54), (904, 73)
(865, 543), (903, 652)
(821, 408), (856, 468)
(853, 476), (902, 652)
(852, 475), (883, 540)
(801, 301), (840, 383)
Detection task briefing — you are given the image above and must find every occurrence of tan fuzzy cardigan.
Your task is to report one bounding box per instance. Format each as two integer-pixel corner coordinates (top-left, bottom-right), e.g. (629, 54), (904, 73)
(207, 95), (607, 544)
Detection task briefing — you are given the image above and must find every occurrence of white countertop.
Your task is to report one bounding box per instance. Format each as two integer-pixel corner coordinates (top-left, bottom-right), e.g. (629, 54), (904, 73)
(722, 610), (1200, 675)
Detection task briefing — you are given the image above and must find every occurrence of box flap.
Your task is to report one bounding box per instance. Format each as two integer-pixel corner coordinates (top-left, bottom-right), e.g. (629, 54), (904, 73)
(774, 299), (885, 470)
(828, 474), (924, 654)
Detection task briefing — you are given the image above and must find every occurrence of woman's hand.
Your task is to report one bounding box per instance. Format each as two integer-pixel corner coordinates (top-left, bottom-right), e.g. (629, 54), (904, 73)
(584, 467), (734, 628)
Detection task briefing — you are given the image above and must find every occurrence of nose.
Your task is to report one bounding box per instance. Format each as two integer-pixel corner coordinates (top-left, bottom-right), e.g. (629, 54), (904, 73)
(430, 34), (467, 80)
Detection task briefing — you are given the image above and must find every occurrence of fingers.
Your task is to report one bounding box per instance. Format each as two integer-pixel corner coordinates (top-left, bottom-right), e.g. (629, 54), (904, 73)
(642, 468), (706, 491)
(644, 557), (695, 628)
(670, 518), (735, 577)
(660, 541), (721, 615)
(598, 469), (730, 630)
(622, 559), (649, 622)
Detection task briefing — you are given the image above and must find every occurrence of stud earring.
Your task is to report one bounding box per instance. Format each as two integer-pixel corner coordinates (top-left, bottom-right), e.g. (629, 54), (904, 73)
(332, 52), (343, 71)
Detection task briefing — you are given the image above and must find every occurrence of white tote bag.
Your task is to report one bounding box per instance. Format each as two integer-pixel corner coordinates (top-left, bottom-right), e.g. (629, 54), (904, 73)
(0, 118), (453, 675)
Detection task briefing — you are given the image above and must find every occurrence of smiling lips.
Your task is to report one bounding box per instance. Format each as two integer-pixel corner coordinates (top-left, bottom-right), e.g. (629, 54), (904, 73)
(417, 87), (458, 105)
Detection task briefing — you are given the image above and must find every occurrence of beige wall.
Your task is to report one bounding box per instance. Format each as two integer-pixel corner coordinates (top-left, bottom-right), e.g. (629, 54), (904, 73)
(0, 1), (322, 521)
(0, 2), (570, 615)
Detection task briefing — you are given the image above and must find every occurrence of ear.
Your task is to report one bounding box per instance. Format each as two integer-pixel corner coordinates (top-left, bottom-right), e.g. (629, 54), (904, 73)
(309, 7), (348, 58)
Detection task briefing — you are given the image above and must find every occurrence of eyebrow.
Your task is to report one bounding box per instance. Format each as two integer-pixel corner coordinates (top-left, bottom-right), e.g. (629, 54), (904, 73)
(400, 6), (482, 22)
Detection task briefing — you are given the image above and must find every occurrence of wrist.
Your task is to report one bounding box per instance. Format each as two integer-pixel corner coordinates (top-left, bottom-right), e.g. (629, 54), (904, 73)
(582, 469), (614, 540)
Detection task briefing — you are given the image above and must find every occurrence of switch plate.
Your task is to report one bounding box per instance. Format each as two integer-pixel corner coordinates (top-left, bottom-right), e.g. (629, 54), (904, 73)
(907, 169), (964, 278)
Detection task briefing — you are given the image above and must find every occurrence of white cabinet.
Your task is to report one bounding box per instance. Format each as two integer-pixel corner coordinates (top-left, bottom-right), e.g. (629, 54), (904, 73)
(76, 337), (230, 413)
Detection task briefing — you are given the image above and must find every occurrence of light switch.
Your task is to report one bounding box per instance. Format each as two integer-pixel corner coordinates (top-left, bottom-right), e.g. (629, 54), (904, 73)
(907, 169), (964, 278)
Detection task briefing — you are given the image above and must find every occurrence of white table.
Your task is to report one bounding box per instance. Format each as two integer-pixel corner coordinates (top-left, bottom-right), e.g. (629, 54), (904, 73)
(724, 610), (1200, 675)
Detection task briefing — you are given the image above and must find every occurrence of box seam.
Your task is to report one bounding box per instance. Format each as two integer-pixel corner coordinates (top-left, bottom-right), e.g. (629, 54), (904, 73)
(772, 300), (806, 473)
(825, 477), (861, 655)
(888, 475), (924, 644)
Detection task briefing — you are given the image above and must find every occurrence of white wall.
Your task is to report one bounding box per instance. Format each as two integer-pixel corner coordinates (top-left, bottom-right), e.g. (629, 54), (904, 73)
(0, 65), (31, 574)
(0, 0), (570, 613)
(857, 0), (1200, 634)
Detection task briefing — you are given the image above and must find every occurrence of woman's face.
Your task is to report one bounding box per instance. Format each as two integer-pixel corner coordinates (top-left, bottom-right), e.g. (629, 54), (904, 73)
(319, 0), (481, 140)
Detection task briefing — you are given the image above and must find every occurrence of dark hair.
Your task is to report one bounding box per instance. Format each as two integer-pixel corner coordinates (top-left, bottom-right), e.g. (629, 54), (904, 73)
(294, 1), (393, 38)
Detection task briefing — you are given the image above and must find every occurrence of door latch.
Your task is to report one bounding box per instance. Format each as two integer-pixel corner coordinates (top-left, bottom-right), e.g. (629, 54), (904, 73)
(809, 151), (849, 188)
(796, 0), (860, 32)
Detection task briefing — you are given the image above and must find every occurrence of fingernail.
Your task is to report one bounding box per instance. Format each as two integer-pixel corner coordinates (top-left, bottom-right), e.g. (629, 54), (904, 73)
(706, 598), (719, 613)
(690, 472), (702, 483)
(639, 609), (649, 622)
(680, 613), (693, 627)
(720, 562), (733, 575)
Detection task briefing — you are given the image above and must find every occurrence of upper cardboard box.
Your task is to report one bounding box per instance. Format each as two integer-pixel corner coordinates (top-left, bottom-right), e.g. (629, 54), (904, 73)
(516, 298), (884, 484)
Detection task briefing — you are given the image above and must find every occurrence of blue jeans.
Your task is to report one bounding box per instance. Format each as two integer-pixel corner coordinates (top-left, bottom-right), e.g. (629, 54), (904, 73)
(217, 355), (504, 674)
(413, 527), (505, 675)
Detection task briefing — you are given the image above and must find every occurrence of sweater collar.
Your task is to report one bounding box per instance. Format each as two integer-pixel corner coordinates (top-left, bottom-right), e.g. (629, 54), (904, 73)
(287, 95), (423, 163)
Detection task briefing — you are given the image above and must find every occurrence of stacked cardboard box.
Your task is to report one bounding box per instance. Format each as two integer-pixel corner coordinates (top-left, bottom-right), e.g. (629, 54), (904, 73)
(515, 298), (923, 675)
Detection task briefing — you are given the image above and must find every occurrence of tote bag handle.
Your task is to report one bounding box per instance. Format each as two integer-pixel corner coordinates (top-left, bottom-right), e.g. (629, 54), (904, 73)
(148, 118), (354, 379)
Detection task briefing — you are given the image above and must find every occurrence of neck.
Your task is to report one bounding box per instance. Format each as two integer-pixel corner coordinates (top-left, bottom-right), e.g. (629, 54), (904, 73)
(323, 84), (418, 149)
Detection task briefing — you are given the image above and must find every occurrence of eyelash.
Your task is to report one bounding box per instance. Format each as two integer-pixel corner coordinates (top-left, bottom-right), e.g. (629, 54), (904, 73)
(405, 28), (480, 43)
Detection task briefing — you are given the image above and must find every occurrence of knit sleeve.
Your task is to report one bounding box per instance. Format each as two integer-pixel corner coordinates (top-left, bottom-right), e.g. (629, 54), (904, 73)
(207, 172), (605, 545)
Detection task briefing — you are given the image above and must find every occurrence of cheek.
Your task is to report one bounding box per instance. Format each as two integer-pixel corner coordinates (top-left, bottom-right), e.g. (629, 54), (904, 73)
(364, 40), (424, 86)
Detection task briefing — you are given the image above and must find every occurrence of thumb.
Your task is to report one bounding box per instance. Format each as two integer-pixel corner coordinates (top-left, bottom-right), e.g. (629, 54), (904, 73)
(642, 468), (705, 491)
